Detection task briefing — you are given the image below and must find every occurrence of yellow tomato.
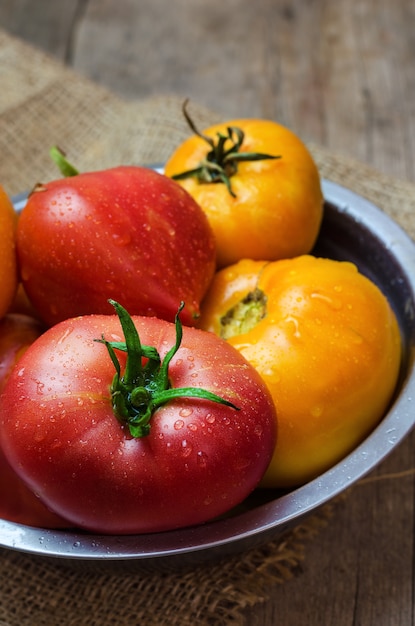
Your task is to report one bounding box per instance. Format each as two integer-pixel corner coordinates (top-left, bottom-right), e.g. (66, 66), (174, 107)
(165, 117), (324, 268)
(0, 185), (18, 319)
(198, 256), (402, 487)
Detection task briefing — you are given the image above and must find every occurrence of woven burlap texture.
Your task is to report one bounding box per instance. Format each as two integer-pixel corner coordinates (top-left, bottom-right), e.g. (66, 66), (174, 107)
(1, 28), (415, 626)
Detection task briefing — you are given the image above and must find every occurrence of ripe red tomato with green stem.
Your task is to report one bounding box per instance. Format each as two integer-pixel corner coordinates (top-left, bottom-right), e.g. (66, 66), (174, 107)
(0, 313), (68, 527)
(0, 301), (276, 534)
(17, 156), (216, 327)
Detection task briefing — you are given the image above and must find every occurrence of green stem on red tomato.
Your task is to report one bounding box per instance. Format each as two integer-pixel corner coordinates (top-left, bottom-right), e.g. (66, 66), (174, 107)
(171, 99), (281, 197)
(49, 146), (79, 177)
(97, 300), (239, 438)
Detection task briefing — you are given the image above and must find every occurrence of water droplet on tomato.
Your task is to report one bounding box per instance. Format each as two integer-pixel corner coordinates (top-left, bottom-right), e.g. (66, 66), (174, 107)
(174, 419), (185, 430)
(187, 422), (198, 432)
(112, 232), (132, 246)
(224, 269), (236, 281)
(34, 429), (45, 442)
(181, 439), (192, 457)
(254, 424), (263, 437)
(35, 381), (45, 395)
(105, 280), (117, 291)
(311, 292), (343, 311)
(310, 405), (323, 417)
(285, 315), (301, 338)
(205, 413), (215, 424)
(263, 367), (280, 382)
(57, 328), (73, 345)
(179, 407), (193, 418)
(197, 451), (208, 468)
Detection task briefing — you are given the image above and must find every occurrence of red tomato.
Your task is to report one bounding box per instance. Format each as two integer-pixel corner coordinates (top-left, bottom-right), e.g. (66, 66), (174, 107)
(0, 304), (276, 534)
(0, 451), (68, 528)
(17, 166), (216, 327)
(0, 313), (68, 527)
(0, 313), (45, 392)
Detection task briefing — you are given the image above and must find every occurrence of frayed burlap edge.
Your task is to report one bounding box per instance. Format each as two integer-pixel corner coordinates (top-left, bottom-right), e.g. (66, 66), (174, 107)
(0, 28), (221, 197)
(0, 497), (341, 626)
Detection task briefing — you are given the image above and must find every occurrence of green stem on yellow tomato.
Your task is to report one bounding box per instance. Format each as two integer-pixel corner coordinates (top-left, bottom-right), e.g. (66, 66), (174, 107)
(171, 99), (281, 197)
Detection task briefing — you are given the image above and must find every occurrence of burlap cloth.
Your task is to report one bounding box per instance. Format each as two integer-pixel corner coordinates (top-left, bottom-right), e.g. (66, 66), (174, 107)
(1, 29), (415, 626)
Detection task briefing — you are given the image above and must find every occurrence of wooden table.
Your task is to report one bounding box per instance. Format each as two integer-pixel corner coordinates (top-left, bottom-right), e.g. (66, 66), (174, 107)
(2, 1), (415, 624)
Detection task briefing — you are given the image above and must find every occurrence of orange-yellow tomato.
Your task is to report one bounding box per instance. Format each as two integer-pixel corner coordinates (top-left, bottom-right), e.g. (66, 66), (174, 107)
(198, 256), (402, 487)
(165, 119), (324, 268)
(0, 185), (18, 319)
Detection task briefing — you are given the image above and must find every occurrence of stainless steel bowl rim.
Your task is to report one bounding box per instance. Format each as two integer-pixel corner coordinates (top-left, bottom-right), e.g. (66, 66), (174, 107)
(1, 178), (415, 564)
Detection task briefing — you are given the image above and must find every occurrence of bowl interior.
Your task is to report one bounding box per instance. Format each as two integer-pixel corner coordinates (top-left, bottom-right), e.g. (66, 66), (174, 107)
(1, 179), (415, 571)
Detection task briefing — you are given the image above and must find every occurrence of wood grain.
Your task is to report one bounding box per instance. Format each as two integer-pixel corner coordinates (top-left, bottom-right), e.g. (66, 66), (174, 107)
(1, 1), (415, 624)
(3, 0), (413, 182)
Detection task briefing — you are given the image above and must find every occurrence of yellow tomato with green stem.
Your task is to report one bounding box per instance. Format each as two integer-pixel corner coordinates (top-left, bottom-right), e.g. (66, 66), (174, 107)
(197, 256), (402, 488)
(165, 103), (324, 268)
(0, 184), (18, 320)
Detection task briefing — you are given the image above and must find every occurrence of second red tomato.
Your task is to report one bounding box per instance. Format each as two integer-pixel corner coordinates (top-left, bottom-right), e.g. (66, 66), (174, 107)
(17, 166), (216, 327)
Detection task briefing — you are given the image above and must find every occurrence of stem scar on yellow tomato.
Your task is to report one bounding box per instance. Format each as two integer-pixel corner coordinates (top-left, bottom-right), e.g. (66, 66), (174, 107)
(197, 256), (402, 488)
(165, 114), (324, 269)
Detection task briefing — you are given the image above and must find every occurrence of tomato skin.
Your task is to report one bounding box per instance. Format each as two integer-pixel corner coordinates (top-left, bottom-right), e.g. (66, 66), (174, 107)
(0, 314), (276, 534)
(165, 119), (324, 268)
(17, 166), (216, 327)
(198, 256), (402, 487)
(0, 450), (68, 528)
(0, 313), (45, 392)
(0, 313), (68, 527)
(0, 184), (18, 319)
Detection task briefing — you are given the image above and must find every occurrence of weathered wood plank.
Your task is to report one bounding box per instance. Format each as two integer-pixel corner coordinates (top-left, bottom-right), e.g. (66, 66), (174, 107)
(1, 0), (414, 181)
(68, 0), (415, 182)
(0, 0), (81, 60)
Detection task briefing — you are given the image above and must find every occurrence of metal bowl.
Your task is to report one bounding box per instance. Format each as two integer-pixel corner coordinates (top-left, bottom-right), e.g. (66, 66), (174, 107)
(2, 180), (415, 571)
